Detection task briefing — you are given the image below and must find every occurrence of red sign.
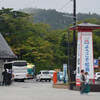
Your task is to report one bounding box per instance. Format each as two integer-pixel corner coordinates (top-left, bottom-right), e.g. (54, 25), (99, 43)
(76, 79), (80, 86)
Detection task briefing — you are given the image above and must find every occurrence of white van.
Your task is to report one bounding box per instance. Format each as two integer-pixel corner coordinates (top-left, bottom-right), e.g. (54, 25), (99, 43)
(4, 60), (28, 82)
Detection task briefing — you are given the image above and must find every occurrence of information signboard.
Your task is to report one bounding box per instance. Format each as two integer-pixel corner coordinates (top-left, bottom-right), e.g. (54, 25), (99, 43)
(94, 59), (98, 68)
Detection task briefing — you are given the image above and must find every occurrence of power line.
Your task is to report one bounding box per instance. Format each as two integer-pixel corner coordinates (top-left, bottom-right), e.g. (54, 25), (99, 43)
(58, 0), (72, 12)
(64, 2), (73, 13)
(0, 0), (7, 9)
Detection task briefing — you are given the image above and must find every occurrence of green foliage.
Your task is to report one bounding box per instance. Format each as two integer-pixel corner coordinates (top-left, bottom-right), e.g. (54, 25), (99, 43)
(1, 8), (100, 73)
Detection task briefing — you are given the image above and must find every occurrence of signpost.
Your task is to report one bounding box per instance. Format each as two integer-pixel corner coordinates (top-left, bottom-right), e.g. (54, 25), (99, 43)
(63, 64), (68, 83)
(94, 59), (98, 68)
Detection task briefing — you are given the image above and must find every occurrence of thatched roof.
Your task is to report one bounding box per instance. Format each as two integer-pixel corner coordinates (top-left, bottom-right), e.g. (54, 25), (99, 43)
(0, 33), (17, 59)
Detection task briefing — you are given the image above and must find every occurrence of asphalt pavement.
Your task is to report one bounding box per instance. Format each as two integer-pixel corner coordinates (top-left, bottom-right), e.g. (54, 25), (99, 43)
(0, 79), (100, 100)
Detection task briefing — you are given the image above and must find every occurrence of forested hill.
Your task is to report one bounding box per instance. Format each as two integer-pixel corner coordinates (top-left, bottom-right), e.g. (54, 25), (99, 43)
(0, 8), (100, 72)
(22, 8), (100, 29)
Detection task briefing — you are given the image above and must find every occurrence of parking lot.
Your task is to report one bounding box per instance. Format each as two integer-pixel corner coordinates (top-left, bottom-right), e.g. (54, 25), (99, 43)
(0, 79), (100, 100)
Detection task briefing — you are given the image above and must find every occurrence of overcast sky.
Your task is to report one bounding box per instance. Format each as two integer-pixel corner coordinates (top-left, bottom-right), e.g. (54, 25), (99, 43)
(0, 0), (100, 14)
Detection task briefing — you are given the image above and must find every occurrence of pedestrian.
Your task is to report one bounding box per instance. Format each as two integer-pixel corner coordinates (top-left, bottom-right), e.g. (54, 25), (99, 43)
(80, 69), (85, 94)
(8, 70), (12, 85)
(6, 69), (12, 86)
(84, 72), (90, 94)
(2, 69), (7, 85)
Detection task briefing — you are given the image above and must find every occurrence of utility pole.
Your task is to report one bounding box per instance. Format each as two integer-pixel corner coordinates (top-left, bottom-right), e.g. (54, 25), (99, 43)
(64, 0), (76, 82)
(73, 0), (76, 25)
(71, 0), (76, 82)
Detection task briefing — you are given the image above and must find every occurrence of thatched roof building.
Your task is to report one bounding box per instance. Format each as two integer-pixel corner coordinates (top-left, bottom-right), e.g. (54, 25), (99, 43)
(0, 33), (17, 60)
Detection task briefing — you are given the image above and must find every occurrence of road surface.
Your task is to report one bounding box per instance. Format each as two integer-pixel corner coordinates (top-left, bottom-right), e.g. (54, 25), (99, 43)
(0, 79), (100, 100)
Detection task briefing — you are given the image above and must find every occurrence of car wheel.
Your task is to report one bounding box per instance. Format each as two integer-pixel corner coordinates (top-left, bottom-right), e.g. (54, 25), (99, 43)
(98, 78), (100, 81)
(45, 80), (47, 82)
(49, 79), (51, 82)
(97, 78), (99, 81)
(14, 79), (17, 81)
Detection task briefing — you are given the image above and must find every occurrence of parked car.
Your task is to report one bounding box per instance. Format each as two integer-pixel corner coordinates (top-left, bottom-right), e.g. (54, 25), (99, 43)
(49, 70), (55, 79)
(36, 70), (51, 82)
(95, 72), (100, 81)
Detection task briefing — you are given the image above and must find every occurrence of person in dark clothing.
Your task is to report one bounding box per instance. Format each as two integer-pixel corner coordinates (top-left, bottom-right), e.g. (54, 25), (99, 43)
(80, 69), (85, 94)
(7, 71), (12, 85)
(2, 69), (7, 85)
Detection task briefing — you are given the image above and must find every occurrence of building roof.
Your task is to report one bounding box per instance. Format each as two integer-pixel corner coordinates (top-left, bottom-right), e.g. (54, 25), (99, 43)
(69, 23), (100, 30)
(0, 33), (17, 59)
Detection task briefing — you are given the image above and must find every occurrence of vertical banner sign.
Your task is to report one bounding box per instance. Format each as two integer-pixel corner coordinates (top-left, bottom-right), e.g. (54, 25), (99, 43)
(76, 32), (82, 86)
(76, 32), (94, 86)
(63, 64), (67, 83)
(82, 32), (94, 79)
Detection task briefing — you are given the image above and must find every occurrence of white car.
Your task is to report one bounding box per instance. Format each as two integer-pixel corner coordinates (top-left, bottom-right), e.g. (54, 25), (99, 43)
(36, 70), (51, 82)
(95, 72), (100, 81)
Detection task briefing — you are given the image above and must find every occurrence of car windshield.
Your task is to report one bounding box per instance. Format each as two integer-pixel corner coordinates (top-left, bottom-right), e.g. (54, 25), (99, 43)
(13, 62), (27, 66)
(49, 72), (54, 74)
(43, 72), (49, 74)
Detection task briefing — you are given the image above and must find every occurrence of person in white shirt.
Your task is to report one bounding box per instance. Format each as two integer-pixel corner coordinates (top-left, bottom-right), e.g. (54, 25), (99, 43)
(84, 72), (90, 93)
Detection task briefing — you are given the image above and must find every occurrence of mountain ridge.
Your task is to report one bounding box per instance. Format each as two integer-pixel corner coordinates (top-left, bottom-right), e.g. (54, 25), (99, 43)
(21, 8), (100, 29)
